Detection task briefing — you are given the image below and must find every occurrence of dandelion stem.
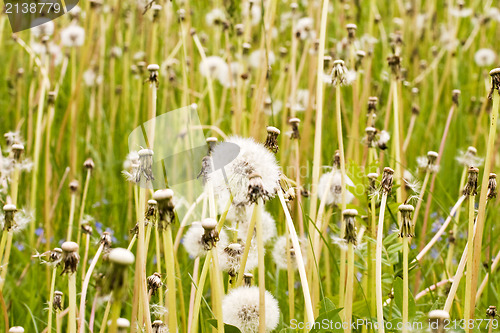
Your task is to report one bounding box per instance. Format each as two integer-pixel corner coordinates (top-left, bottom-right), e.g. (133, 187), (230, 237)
(47, 266), (57, 333)
(278, 190), (315, 324)
(469, 80), (500, 316)
(68, 272), (77, 333)
(78, 243), (104, 333)
(375, 193), (388, 333)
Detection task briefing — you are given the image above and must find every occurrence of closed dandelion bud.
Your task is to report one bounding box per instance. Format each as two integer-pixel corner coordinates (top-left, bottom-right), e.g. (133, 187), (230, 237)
(488, 67), (500, 98)
(11, 143), (24, 162)
(104, 248), (135, 296)
(206, 137), (218, 154)
(49, 247), (63, 264)
(333, 150), (341, 169)
(8, 327), (24, 333)
(398, 204), (414, 238)
(146, 199), (158, 226)
(367, 173), (379, 195)
(343, 209), (358, 245)
(137, 148), (155, 183)
(147, 64), (160, 87)
(61, 241), (80, 274)
(381, 167), (395, 194)
(331, 59), (348, 86)
(428, 310), (450, 333)
(81, 224), (93, 235)
(264, 126), (280, 153)
(152, 320), (167, 333)
(3, 204), (17, 231)
(84, 158), (95, 170)
(368, 96), (378, 112)
(235, 23), (244, 36)
(289, 118), (301, 139)
(452, 89), (461, 105)
(53, 290), (63, 311)
(387, 54), (401, 77)
(487, 173), (497, 199)
(346, 23), (357, 40)
(365, 127), (376, 147)
(69, 180), (79, 192)
(201, 218), (219, 250)
(463, 167), (479, 196)
(247, 173), (266, 203)
(486, 305), (497, 318)
(243, 272), (253, 286)
(100, 231), (112, 249)
(147, 272), (163, 295)
(153, 189), (175, 228)
(48, 91), (57, 104)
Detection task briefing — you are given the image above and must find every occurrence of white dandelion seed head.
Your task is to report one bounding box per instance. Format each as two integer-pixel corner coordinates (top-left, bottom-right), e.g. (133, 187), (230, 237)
(317, 171), (355, 206)
(486, 7), (500, 22)
(474, 48), (496, 67)
(199, 56), (229, 83)
(205, 8), (226, 27)
(31, 19), (55, 37)
(218, 61), (244, 88)
(222, 286), (280, 333)
(60, 24), (85, 47)
(449, 6), (473, 18)
(182, 222), (228, 258)
(242, 2), (262, 26)
(295, 17), (316, 40)
(272, 235), (307, 270)
(231, 208), (277, 245)
(83, 69), (103, 87)
(456, 148), (483, 168)
(248, 50), (276, 69)
(263, 97), (283, 116)
(208, 136), (281, 207)
(218, 239), (260, 274)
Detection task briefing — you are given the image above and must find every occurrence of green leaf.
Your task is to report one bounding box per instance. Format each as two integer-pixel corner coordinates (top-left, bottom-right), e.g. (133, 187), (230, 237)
(309, 308), (343, 333)
(318, 297), (336, 314)
(393, 277), (416, 320)
(207, 319), (242, 333)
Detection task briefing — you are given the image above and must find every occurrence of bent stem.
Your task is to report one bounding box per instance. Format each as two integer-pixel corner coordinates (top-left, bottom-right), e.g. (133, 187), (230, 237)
(277, 190), (315, 324)
(78, 243), (104, 333)
(469, 87), (500, 316)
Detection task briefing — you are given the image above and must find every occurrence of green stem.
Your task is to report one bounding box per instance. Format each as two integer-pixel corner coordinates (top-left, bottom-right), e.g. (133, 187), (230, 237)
(375, 193), (387, 333)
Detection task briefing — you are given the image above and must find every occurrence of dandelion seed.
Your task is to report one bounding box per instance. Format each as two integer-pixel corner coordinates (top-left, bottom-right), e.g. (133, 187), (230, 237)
(222, 286), (280, 333)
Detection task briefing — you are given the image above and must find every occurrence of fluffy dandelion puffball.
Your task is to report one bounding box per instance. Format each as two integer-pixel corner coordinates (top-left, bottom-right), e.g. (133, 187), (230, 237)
(208, 136), (281, 207)
(222, 286), (280, 333)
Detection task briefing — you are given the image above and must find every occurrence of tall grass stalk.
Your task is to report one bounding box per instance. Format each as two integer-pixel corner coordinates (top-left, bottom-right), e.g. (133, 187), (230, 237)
(468, 69), (500, 316)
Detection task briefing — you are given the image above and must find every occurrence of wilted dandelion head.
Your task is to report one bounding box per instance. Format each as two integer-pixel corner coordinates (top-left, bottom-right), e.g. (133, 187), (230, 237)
(222, 286), (280, 333)
(463, 166), (479, 196)
(380, 167), (395, 194)
(263, 126), (280, 153)
(147, 272), (163, 295)
(151, 320), (168, 333)
(487, 173), (497, 200)
(398, 204), (414, 238)
(61, 242), (80, 274)
(208, 136), (281, 207)
(489, 67), (500, 97)
(343, 209), (358, 244)
(330, 59), (349, 86)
